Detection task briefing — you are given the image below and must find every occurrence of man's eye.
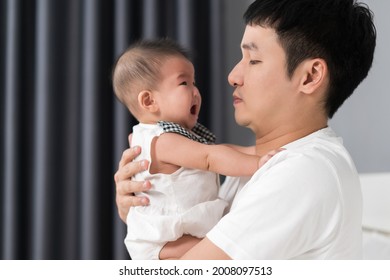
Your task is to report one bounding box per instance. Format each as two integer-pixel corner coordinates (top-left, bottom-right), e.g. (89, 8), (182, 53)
(249, 60), (261, 65)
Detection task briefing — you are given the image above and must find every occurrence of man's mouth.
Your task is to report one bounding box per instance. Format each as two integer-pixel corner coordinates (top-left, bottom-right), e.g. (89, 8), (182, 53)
(233, 96), (243, 104)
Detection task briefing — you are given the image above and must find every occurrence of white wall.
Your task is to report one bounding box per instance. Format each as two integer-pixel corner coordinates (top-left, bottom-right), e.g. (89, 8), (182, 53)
(223, 0), (389, 173)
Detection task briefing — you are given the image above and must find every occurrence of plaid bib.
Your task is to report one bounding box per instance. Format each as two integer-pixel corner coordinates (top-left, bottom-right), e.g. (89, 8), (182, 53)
(157, 121), (216, 144)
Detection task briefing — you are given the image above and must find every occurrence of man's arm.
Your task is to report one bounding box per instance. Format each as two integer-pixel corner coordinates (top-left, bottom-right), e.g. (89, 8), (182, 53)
(159, 235), (202, 260)
(159, 236), (231, 260)
(180, 237), (231, 260)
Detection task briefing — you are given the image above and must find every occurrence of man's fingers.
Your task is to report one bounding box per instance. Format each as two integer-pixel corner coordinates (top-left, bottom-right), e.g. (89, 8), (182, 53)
(115, 150), (149, 183)
(114, 143), (152, 223)
(117, 194), (150, 222)
(114, 160), (149, 182)
(116, 180), (151, 196)
(258, 148), (286, 167)
(115, 180), (151, 223)
(116, 192), (150, 209)
(128, 133), (133, 146)
(272, 148), (285, 155)
(118, 146), (141, 169)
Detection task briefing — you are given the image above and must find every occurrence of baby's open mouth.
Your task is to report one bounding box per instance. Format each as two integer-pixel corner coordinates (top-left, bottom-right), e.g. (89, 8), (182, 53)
(190, 105), (197, 115)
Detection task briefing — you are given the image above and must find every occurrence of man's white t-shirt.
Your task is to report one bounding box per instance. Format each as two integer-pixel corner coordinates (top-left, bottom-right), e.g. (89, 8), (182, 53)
(208, 127), (362, 259)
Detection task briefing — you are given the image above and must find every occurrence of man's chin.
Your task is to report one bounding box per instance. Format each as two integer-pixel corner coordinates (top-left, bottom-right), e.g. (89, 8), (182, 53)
(234, 114), (249, 127)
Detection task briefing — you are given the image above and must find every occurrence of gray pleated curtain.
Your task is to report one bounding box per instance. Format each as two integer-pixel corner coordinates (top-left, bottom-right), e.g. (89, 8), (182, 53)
(0, 0), (225, 259)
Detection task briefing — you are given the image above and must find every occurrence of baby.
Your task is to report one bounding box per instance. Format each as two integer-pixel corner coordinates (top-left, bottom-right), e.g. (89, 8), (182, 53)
(112, 38), (277, 259)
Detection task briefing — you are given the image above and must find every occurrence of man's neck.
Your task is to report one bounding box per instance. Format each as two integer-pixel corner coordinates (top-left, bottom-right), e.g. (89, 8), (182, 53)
(254, 122), (328, 156)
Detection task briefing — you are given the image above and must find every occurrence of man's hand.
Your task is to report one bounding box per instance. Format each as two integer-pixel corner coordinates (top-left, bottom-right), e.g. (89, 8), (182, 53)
(114, 145), (151, 223)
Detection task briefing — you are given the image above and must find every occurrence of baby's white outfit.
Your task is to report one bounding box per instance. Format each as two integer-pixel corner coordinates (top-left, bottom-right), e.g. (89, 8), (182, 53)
(124, 121), (227, 260)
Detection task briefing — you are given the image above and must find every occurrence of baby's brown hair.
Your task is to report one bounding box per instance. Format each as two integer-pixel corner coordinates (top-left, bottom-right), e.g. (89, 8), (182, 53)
(112, 38), (191, 118)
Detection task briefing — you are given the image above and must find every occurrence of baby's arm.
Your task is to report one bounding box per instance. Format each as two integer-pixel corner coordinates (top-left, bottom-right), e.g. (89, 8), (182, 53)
(222, 144), (256, 155)
(154, 133), (272, 177)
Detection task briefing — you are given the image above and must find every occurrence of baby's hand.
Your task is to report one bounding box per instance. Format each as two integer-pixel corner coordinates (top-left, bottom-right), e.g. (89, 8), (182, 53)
(258, 148), (284, 168)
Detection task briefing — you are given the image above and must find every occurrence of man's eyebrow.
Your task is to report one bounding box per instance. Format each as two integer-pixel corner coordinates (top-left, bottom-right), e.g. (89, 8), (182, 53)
(241, 42), (259, 51)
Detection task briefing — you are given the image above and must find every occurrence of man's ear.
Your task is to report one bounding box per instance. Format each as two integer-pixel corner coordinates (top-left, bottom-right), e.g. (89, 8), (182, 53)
(299, 58), (328, 95)
(138, 90), (159, 112)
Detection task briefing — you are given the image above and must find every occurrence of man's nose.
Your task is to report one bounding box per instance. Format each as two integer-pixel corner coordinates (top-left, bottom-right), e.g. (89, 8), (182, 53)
(228, 62), (243, 87)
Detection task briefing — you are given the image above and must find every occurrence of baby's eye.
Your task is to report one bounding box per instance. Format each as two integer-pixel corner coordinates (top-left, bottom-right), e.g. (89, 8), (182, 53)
(179, 81), (188, 86)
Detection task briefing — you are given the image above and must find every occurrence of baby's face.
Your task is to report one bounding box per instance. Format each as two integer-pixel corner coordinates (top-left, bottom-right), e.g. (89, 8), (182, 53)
(153, 56), (201, 130)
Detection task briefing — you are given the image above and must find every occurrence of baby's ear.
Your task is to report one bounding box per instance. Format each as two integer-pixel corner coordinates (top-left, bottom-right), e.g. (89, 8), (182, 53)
(138, 90), (159, 112)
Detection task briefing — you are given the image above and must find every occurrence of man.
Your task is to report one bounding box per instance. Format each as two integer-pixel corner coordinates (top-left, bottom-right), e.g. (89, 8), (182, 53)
(114, 0), (376, 259)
